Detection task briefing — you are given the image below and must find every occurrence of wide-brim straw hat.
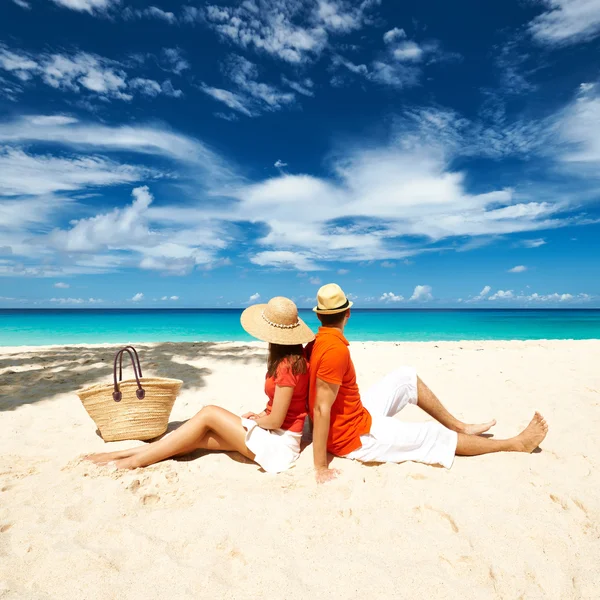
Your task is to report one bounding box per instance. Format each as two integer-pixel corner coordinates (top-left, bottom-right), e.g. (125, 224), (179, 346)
(313, 283), (354, 314)
(241, 296), (315, 345)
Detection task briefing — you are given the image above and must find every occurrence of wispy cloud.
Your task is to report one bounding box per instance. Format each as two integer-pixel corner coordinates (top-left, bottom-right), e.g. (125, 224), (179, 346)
(50, 296), (103, 304)
(0, 114), (237, 180)
(520, 238), (546, 248)
(528, 0), (600, 46)
(51, 0), (117, 14)
(508, 265), (527, 273)
(131, 292), (144, 302)
(201, 56), (296, 117)
(0, 147), (156, 196)
(123, 6), (177, 24)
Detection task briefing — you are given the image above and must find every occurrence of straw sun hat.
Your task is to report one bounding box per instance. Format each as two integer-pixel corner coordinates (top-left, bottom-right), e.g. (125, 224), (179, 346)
(313, 283), (354, 314)
(241, 296), (315, 345)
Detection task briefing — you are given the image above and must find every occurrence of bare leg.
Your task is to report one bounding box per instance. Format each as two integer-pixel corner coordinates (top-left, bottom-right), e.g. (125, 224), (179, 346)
(417, 377), (496, 435)
(456, 412), (548, 456)
(87, 406), (255, 469)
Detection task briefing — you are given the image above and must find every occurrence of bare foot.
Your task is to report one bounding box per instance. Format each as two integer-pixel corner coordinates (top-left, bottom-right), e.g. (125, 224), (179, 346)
(460, 420), (497, 435)
(112, 456), (141, 470)
(86, 446), (145, 465)
(514, 412), (548, 452)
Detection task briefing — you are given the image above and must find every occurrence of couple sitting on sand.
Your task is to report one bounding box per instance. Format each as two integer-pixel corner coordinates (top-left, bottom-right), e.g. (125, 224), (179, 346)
(89, 284), (548, 482)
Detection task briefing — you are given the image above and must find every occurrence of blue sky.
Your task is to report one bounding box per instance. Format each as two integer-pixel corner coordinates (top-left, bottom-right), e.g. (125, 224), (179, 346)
(0, 0), (599, 308)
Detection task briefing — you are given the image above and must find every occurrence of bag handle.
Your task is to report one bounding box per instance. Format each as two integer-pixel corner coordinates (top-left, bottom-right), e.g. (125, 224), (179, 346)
(118, 345), (143, 380)
(113, 347), (145, 402)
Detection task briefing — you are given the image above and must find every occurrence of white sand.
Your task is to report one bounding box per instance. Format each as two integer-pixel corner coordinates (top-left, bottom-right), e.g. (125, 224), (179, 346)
(1, 340), (599, 599)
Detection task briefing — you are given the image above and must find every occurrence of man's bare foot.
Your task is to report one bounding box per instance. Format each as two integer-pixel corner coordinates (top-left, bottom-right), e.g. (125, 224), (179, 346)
(86, 446), (144, 465)
(459, 420), (497, 435)
(513, 412), (548, 452)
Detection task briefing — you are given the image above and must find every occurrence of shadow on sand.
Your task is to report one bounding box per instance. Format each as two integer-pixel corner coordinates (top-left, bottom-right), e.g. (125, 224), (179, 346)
(0, 342), (266, 412)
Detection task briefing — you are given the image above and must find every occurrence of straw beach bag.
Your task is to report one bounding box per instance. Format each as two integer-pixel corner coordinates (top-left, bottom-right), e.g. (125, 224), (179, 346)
(77, 346), (183, 442)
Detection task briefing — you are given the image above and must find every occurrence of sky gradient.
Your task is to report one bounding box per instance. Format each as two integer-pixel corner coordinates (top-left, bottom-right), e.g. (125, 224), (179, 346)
(1, 0), (600, 308)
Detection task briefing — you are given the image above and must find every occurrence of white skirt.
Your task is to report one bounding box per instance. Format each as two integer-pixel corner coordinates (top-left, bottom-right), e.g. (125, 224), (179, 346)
(241, 418), (302, 474)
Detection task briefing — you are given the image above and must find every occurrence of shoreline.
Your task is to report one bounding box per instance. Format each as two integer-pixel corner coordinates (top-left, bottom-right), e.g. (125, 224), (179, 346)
(1, 337), (599, 351)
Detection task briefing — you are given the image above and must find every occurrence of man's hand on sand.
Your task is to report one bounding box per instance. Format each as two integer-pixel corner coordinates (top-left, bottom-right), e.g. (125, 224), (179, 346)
(315, 468), (341, 484)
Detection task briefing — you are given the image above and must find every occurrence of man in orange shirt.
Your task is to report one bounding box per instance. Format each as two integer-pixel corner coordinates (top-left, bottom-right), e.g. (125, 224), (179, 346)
(310, 284), (549, 483)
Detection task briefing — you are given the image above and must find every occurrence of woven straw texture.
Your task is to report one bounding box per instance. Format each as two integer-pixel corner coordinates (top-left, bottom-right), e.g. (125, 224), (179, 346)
(77, 377), (182, 442)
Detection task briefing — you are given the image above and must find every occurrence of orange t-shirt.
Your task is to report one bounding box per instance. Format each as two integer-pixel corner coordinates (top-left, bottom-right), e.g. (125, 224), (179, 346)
(264, 359), (309, 433)
(308, 328), (372, 455)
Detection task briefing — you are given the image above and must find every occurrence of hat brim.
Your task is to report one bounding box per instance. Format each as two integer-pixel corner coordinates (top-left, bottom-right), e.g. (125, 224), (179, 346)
(241, 304), (315, 345)
(312, 301), (354, 315)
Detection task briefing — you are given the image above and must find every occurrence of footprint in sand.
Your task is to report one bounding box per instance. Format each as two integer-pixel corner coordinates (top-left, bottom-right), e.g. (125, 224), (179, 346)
(0, 523), (13, 533)
(123, 475), (162, 506)
(549, 494), (569, 511)
(140, 494), (160, 506)
(424, 505), (460, 533)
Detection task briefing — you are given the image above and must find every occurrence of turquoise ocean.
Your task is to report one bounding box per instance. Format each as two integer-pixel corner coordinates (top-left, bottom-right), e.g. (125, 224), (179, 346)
(1, 309), (600, 346)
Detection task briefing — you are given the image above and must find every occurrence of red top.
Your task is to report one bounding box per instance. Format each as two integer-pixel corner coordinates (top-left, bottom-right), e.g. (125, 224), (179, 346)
(308, 327), (371, 455)
(264, 358), (309, 433)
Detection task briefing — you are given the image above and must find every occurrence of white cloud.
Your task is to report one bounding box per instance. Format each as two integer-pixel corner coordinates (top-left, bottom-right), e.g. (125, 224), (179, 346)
(485, 289), (592, 303)
(392, 41), (424, 62)
(410, 285), (433, 301)
(488, 290), (514, 300)
(0, 114), (237, 181)
(12, 0), (31, 9)
(0, 44), (184, 102)
(54, 282), (70, 289)
(50, 297), (103, 304)
(134, 6), (177, 24)
(556, 83), (600, 164)
(202, 1), (328, 64)
(250, 250), (321, 271)
(529, 0), (600, 46)
(274, 159), (288, 168)
(309, 276), (322, 284)
(161, 295), (179, 301)
(468, 285), (491, 303)
(0, 147), (155, 196)
(316, 0), (379, 33)
(131, 292), (144, 302)
(380, 291), (404, 302)
(332, 53), (421, 89)
(161, 48), (190, 74)
(49, 186), (154, 252)
(281, 76), (314, 96)
(521, 238), (546, 248)
(51, 0), (116, 13)
(203, 56), (296, 117)
(201, 0), (378, 65)
(508, 265), (527, 273)
(381, 261), (395, 268)
(200, 85), (255, 117)
(337, 268), (349, 274)
(383, 27), (406, 44)
(248, 292), (261, 303)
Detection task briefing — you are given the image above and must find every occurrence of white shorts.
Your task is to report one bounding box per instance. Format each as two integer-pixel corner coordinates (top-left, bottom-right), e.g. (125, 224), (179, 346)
(241, 418), (302, 474)
(343, 367), (458, 469)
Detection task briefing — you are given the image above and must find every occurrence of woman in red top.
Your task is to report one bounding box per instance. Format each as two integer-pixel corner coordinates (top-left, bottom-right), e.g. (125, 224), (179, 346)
(88, 297), (314, 474)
